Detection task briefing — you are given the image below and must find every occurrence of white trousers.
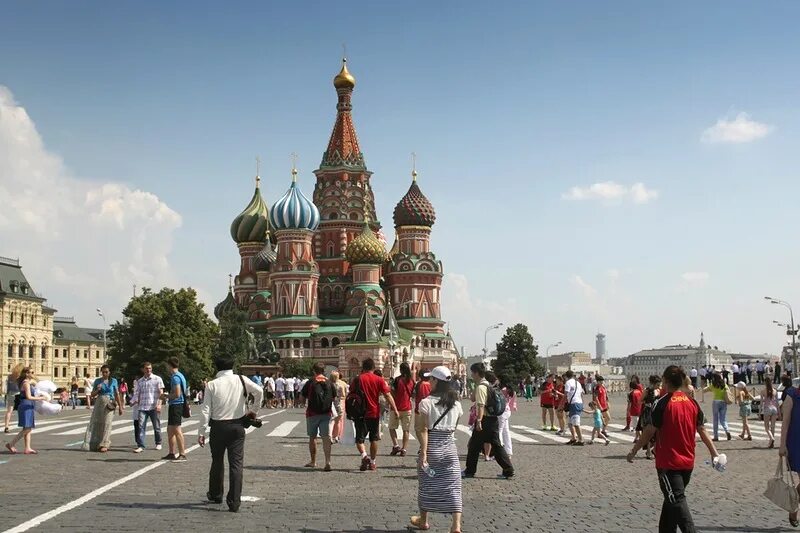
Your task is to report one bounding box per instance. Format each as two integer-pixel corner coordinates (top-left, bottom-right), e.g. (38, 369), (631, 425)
(499, 408), (512, 456)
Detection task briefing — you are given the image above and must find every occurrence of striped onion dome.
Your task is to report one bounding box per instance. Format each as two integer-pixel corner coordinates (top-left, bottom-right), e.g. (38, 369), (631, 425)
(214, 288), (239, 321)
(393, 172), (436, 227)
(253, 235), (277, 271)
(346, 224), (386, 265)
(269, 170), (320, 231)
(230, 177), (270, 244)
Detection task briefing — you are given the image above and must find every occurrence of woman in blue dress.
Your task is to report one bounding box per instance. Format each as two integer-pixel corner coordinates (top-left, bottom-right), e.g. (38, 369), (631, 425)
(4, 367), (47, 455)
(83, 364), (123, 452)
(779, 384), (800, 526)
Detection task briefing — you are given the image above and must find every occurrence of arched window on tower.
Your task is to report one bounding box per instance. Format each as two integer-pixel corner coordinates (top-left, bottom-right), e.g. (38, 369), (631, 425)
(329, 212), (338, 220)
(332, 338), (340, 347)
(327, 242), (335, 257)
(303, 339), (310, 349)
(349, 212), (359, 221)
(321, 338), (330, 348)
(292, 339), (300, 349)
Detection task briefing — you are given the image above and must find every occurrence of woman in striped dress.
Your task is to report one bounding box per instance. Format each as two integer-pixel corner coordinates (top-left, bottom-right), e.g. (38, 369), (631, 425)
(411, 366), (463, 533)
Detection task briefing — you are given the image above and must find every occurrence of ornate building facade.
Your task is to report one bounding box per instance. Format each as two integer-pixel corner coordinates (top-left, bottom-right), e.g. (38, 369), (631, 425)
(219, 60), (460, 380)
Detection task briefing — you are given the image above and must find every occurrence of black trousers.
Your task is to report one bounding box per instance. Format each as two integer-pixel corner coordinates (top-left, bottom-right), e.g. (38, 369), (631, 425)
(209, 419), (246, 509)
(464, 416), (514, 476)
(657, 469), (695, 533)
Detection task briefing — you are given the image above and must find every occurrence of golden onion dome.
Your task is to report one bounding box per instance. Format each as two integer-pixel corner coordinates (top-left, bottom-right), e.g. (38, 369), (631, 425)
(346, 224), (386, 264)
(333, 58), (356, 90)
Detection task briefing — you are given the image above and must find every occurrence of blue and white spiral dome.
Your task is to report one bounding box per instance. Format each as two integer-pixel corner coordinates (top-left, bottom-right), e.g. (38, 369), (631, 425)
(269, 173), (320, 231)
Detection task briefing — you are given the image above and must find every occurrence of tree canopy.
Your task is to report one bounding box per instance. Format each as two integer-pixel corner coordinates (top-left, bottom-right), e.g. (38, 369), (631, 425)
(108, 287), (218, 388)
(491, 323), (542, 386)
(215, 308), (252, 371)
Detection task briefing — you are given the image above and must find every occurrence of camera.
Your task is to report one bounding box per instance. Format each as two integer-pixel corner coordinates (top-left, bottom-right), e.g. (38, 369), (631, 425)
(242, 412), (262, 429)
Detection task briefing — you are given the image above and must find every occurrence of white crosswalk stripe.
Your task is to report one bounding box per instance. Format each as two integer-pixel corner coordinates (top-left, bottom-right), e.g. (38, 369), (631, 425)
(511, 425), (570, 443)
(267, 421), (300, 437)
(54, 419), (131, 435)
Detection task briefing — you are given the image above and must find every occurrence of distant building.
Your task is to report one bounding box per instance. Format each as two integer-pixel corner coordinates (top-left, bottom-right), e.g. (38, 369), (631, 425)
(548, 351), (592, 374)
(52, 317), (106, 387)
(0, 256), (56, 394)
(595, 333), (607, 363)
(625, 333), (733, 377)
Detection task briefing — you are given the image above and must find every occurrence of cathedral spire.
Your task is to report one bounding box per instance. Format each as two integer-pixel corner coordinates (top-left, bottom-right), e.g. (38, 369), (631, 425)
(320, 57), (365, 170)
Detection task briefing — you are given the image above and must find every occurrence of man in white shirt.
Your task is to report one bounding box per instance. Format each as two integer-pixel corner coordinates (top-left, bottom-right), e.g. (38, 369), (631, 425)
(264, 374), (275, 408)
(689, 367), (698, 388)
(83, 373), (94, 408)
(731, 363), (740, 385)
(285, 376), (295, 408)
(564, 370), (584, 446)
(275, 374), (286, 408)
(199, 356), (263, 513)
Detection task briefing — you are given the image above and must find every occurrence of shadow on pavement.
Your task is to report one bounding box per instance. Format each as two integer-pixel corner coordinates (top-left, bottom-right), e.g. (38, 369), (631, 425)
(700, 527), (792, 532)
(98, 502), (217, 511)
(301, 529), (411, 533)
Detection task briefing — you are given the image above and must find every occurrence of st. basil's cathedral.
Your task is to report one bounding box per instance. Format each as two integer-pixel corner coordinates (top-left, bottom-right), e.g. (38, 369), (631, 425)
(215, 59), (461, 380)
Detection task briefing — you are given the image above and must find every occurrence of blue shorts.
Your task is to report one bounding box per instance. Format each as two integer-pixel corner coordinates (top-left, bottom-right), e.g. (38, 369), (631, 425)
(306, 414), (331, 438)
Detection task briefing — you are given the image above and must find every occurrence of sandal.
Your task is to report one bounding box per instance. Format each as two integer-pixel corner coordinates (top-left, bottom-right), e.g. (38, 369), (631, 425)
(409, 516), (430, 530)
(5, 443), (17, 454)
(98, 447), (108, 453)
(304, 462), (316, 468)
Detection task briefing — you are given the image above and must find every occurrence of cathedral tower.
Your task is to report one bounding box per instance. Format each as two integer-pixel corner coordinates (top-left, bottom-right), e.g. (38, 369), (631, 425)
(386, 169), (444, 334)
(229, 172), (270, 307)
(267, 167), (321, 336)
(313, 59), (380, 315)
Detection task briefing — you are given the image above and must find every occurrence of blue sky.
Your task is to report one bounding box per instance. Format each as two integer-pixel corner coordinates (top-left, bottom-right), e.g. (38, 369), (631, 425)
(1, 2), (799, 358)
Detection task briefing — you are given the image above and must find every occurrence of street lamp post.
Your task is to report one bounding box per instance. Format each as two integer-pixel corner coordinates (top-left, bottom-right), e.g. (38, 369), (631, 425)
(765, 296), (798, 377)
(96, 308), (107, 358)
(545, 341), (562, 375)
(483, 323), (503, 365)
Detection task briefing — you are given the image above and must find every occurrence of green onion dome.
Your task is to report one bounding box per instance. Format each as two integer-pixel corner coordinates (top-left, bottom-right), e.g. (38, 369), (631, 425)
(214, 288), (239, 321)
(230, 177), (270, 244)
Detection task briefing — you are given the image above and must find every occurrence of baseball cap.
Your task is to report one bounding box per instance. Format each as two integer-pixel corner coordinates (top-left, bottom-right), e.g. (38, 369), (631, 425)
(423, 366), (452, 382)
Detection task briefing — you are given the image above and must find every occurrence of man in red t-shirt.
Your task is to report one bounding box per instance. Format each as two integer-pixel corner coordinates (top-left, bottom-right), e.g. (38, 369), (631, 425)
(628, 381), (644, 434)
(300, 362), (334, 471)
(539, 375), (556, 431)
(352, 358), (398, 471)
(627, 365), (718, 532)
(389, 362), (415, 457)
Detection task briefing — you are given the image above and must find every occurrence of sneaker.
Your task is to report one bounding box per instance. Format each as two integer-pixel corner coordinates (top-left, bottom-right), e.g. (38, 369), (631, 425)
(572, 441), (585, 446)
(390, 446), (401, 456)
(399, 449), (407, 457)
(549, 426), (557, 432)
(206, 492), (222, 504)
(564, 439), (576, 445)
(461, 470), (474, 479)
(369, 461), (377, 471)
(601, 430), (609, 438)
(359, 455), (370, 471)
(541, 426), (549, 431)
(155, 444), (163, 451)
(604, 440), (610, 446)
(499, 470), (515, 479)
(161, 453), (177, 460)
(555, 430), (565, 436)
(133, 447), (144, 454)
(172, 455), (187, 462)
(587, 440), (594, 445)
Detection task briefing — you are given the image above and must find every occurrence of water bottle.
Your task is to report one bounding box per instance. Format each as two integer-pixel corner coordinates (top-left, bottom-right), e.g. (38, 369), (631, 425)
(422, 462), (436, 478)
(705, 453), (727, 472)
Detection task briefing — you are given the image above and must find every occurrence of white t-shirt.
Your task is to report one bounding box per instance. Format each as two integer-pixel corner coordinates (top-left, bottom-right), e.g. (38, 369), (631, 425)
(285, 377), (294, 391)
(699, 368), (707, 377)
(265, 377), (275, 392)
(418, 396), (463, 431)
(690, 368), (698, 378)
(275, 378), (285, 392)
(565, 378), (582, 405)
(757, 362), (765, 372)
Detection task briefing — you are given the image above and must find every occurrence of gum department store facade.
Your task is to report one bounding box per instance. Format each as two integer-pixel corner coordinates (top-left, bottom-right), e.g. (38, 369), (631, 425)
(215, 59), (461, 381)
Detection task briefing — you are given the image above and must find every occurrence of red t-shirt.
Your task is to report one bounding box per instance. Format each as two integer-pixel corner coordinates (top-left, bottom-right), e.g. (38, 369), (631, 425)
(414, 380), (431, 414)
(555, 384), (566, 409)
(595, 385), (608, 411)
(302, 375), (332, 417)
(358, 371), (389, 419)
(652, 391), (705, 470)
(392, 376), (414, 412)
(540, 382), (554, 406)
(629, 388), (643, 416)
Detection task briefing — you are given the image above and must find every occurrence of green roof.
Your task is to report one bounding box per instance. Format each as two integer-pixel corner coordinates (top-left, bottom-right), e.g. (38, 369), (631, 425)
(315, 324), (356, 334)
(269, 332), (312, 339)
(422, 332), (451, 339)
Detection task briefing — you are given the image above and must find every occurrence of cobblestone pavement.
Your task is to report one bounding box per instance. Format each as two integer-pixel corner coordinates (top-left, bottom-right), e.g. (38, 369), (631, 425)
(0, 392), (794, 532)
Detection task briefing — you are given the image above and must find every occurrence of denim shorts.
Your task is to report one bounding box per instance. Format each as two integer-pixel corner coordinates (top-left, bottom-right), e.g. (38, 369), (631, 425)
(306, 414), (331, 438)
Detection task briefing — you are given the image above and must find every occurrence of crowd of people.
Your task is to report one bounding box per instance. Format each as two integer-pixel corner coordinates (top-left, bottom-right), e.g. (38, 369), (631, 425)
(8, 354), (800, 531)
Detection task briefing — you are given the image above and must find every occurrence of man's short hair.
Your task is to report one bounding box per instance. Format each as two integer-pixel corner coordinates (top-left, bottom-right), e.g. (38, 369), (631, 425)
(565, 370), (574, 379)
(214, 356), (235, 372)
(470, 362), (486, 377)
(313, 362), (325, 375)
(167, 357), (179, 369)
(362, 358), (375, 371)
(662, 365), (685, 390)
(141, 362), (152, 369)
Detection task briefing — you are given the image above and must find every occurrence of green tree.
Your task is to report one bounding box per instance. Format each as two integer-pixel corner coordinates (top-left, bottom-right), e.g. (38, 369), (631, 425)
(215, 308), (252, 371)
(491, 323), (543, 386)
(108, 287), (218, 389)
(279, 357), (316, 379)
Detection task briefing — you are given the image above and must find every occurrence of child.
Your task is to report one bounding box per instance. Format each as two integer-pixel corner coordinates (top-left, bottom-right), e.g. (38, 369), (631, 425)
(59, 389), (69, 409)
(584, 402), (610, 445)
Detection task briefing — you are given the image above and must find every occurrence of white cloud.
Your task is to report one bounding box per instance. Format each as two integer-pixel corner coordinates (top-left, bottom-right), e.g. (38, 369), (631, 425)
(701, 112), (772, 144)
(0, 85), (182, 324)
(441, 272), (521, 356)
(571, 275), (597, 297)
(681, 272), (710, 285)
(562, 181), (659, 205)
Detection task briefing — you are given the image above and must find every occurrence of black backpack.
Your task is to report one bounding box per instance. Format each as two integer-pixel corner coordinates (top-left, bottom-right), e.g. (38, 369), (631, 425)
(484, 384), (507, 417)
(308, 379), (333, 414)
(345, 377), (366, 420)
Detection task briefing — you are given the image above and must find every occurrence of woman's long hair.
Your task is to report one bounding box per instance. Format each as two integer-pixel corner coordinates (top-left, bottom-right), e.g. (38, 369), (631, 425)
(9, 363), (24, 382)
(765, 377), (774, 399)
(711, 373), (724, 389)
(432, 378), (458, 410)
(399, 362), (412, 381)
(16, 367), (31, 388)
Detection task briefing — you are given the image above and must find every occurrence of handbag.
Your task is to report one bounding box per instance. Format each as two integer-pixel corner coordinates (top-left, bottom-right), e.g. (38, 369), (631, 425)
(181, 378), (191, 418)
(764, 457), (800, 512)
(724, 386), (734, 405)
